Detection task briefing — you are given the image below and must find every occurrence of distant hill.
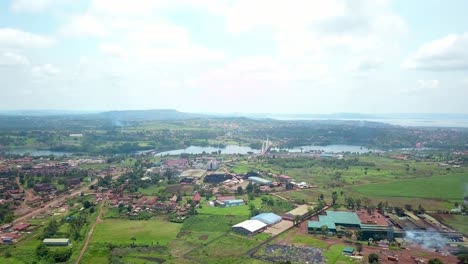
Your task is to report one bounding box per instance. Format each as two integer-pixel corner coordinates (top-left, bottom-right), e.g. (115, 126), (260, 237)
(95, 109), (210, 121)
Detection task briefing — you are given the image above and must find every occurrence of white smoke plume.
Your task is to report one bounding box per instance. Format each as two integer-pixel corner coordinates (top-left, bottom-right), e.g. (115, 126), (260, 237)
(405, 229), (448, 249)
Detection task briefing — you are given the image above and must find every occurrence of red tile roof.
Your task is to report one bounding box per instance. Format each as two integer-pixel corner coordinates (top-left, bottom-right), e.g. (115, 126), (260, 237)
(14, 223), (30, 231)
(192, 193), (202, 202)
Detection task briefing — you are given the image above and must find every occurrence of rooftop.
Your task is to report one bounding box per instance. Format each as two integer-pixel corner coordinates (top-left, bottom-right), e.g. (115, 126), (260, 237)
(251, 213), (282, 225)
(233, 220), (267, 232)
(285, 204), (311, 217)
(43, 238), (70, 243)
(308, 211), (361, 230)
(179, 169), (206, 178)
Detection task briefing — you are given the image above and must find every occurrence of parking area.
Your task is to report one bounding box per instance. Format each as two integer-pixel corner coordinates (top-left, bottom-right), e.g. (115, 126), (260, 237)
(264, 220), (294, 235)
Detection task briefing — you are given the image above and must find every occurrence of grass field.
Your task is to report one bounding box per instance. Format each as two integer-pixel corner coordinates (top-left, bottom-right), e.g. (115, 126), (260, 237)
(186, 233), (264, 264)
(323, 244), (359, 264)
(291, 234), (329, 248)
(353, 174), (466, 201)
(90, 218), (181, 246)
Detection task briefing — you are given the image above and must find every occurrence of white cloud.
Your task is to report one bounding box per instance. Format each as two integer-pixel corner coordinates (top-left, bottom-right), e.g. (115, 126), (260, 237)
(0, 52), (30, 66)
(32, 64), (60, 78)
(417, 79), (440, 89)
(60, 14), (108, 37)
(10, 0), (56, 12)
(403, 33), (468, 71)
(346, 57), (383, 72)
(0, 28), (55, 48)
(190, 56), (329, 87)
(98, 43), (127, 58)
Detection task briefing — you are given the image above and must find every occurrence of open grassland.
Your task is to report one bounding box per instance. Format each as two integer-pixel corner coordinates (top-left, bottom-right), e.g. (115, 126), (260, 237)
(186, 233), (264, 264)
(90, 218), (181, 246)
(291, 234), (329, 248)
(82, 218), (181, 263)
(353, 174), (466, 201)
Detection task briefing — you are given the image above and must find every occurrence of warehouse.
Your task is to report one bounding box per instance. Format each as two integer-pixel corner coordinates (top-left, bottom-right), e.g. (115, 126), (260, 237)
(251, 213), (282, 226)
(232, 220), (267, 235)
(308, 211), (362, 234)
(43, 238), (71, 246)
(248, 176), (272, 185)
(217, 199), (245, 207)
(283, 204), (312, 221)
(179, 169), (206, 181)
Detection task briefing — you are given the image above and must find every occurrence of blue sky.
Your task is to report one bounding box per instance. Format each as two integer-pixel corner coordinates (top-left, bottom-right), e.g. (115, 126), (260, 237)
(1, 0), (467, 113)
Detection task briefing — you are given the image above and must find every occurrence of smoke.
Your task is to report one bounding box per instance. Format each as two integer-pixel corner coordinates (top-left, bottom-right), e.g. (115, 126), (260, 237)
(405, 229), (448, 249)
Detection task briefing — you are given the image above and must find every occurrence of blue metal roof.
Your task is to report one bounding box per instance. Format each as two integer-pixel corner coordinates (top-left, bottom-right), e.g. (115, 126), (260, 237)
(251, 213), (282, 225)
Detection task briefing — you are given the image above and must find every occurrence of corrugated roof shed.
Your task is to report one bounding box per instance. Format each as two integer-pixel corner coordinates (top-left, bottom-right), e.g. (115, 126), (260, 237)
(43, 238), (70, 243)
(251, 213), (282, 225)
(285, 204), (310, 217)
(248, 177), (272, 185)
(232, 220), (267, 233)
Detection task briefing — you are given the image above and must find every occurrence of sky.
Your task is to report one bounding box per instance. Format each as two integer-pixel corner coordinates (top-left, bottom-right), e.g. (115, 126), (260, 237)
(1, 0), (468, 114)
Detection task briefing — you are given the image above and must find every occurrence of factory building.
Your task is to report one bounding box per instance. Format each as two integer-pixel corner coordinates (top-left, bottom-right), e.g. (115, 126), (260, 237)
(232, 220), (268, 235)
(251, 213), (282, 226)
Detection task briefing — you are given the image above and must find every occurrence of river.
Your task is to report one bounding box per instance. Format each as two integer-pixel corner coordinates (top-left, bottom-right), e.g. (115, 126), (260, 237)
(155, 144), (376, 156)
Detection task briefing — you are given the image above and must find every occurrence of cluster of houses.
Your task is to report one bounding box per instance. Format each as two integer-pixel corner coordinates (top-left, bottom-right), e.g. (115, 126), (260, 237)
(107, 191), (200, 219)
(0, 222), (35, 243)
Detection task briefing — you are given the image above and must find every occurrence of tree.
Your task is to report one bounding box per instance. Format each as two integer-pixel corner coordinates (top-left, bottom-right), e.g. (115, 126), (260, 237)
(404, 204), (412, 211)
(428, 258), (443, 264)
(320, 225), (328, 236)
(331, 191), (338, 205)
(36, 243), (49, 258)
(246, 182), (254, 193)
(356, 243), (363, 254)
(368, 253), (379, 263)
(355, 199), (361, 209)
(294, 215), (301, 226)
(319, 194), (324, 200)
(377, 202), (384, 212)
(131, 237), (136, 246)
(236, 186), (243, 195)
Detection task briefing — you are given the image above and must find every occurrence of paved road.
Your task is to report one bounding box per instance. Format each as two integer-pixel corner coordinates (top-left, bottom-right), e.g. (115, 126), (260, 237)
(13, 178), (98, 224)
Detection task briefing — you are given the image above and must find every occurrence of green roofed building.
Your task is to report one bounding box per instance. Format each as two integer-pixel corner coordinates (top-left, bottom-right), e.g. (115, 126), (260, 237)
(308, 211), (361, 233)
(342, 247), (355, 256)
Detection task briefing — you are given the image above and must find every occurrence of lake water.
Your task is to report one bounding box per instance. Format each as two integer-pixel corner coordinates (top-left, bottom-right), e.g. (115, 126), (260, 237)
(155, 144), (374, 156)
(156, 145), (259, 156)
(1, 148), (72, 156)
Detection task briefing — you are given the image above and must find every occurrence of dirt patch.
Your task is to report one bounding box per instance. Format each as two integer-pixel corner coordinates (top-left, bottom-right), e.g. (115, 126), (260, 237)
(198, 234), (209, 240)
(177, 231), (192, 238)
(264, 220), (294, 236)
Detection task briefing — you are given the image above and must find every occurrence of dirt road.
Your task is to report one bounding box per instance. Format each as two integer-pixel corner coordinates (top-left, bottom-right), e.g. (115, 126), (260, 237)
(75, 190), (109, 264)
(13, 178), (98, 224)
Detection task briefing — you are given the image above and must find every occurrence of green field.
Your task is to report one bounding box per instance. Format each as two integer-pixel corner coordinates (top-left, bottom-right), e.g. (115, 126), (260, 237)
(324, 244), (359, 264)
(186, 233), (264, 264)
(90, 219), (181, 246)
(291, 234), (329, 248)
(353, 174), (467, 201)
